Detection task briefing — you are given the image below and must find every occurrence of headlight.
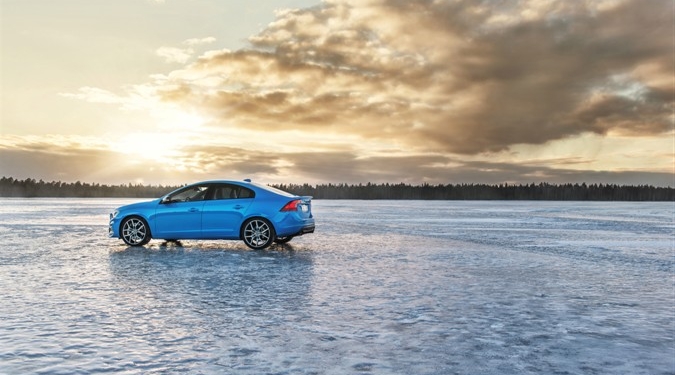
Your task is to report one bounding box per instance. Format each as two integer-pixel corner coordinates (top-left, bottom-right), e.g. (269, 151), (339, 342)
(110, 210), (119, 220)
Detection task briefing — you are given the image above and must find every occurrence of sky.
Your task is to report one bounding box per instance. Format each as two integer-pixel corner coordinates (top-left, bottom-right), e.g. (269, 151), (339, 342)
(1, 0), (673, 187)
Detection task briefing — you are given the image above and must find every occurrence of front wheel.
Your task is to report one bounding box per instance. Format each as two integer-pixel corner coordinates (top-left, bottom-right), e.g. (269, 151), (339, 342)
(242, 218), (275, 250)
(121, 217), (151, 246)
(274, 236), (293, 244)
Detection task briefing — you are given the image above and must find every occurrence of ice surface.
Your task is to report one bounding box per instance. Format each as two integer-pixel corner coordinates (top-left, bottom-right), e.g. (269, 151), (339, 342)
(0, 199), (673, 374)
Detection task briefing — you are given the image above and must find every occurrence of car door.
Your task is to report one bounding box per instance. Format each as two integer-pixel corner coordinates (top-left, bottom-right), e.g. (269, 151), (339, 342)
(201, 183), (254, 239)
(154, 184), (209, 239)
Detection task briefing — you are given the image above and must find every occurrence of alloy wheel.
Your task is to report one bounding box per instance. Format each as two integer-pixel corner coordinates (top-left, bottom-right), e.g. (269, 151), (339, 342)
(122, 217), (149, 246)
(243, 219), (274, 249)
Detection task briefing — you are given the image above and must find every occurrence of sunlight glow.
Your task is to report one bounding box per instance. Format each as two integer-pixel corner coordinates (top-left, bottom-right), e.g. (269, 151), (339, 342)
(111, 132), (185, 165)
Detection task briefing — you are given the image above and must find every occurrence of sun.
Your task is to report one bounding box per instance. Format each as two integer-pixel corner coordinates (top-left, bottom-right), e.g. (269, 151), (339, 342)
(111, 107), (207, 165)
(112, 132), (186, 165)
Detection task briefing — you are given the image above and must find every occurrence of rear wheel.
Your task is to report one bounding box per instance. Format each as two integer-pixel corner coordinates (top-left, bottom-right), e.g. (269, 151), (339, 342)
(274, 236), (293, 244)
(242, 218), (275, 250)
(121, 217), (151, 246)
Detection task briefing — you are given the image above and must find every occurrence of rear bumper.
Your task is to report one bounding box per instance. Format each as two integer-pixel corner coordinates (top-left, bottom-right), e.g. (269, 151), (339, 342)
(297, 223), (315, 235)
(275, 214), (315, 237)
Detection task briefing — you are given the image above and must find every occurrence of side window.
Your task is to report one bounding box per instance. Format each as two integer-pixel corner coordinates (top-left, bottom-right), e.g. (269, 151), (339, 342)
(211, 185), (233, 200)
(167, 185), (209, 203)
(210, 184), (255, 200)
(238, 187), (255, 199)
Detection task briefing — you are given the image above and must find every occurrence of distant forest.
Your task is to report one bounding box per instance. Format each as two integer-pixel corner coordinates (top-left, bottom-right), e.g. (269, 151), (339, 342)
(1, 177), (673, 201)
(0, 177), (181, 198)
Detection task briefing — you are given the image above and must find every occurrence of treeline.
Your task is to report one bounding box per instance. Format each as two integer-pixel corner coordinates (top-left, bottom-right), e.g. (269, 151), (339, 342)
(0, 177), (181, 198)
(0, 177), (672, 200)
(272, 182), (674, 201)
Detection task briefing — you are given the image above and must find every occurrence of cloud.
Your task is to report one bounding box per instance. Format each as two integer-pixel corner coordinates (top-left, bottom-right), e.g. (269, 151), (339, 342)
(156, 37), (218, 64)
(0, 136), (267, 184)
(279, 151), (674, 186)
(59, 87), (125, 104)
(48, 0), (672, 186)
(152, 0), (672, 154)
(156, 47), (193, 64)
(184, 37), (217, 46)
(0, 135), (121, 182)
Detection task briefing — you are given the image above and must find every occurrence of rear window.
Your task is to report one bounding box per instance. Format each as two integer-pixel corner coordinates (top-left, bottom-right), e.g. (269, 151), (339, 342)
(250, 182), (296, 198)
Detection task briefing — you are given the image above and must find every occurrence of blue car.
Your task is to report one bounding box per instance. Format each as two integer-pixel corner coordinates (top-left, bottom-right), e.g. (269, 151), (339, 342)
(109, 180), (315, 249)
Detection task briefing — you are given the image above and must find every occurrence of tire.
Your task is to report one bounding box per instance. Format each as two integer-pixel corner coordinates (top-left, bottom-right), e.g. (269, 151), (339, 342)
(274, 236), (293, 244)
(121, 216), (151, 246)
(241, 218), (275, 250)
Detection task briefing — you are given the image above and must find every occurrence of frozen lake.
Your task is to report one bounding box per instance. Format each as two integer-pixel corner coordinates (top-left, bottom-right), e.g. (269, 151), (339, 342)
(0, 198), (673, 374)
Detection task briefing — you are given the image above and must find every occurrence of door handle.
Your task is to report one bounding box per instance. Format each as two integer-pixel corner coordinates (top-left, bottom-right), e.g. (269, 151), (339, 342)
(188, 207), (199, 212)
(234, 205), (244, 210)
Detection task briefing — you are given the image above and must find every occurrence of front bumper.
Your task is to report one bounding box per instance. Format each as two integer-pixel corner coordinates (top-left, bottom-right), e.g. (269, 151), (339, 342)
(109, 212), (119, 238)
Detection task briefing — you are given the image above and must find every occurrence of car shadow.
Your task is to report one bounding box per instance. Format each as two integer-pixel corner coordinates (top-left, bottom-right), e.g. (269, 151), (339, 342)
(113, 239), (303, 254)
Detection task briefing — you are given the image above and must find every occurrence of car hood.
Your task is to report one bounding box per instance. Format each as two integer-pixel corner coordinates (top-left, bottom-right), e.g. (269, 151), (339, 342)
(117, 198), (161, 212)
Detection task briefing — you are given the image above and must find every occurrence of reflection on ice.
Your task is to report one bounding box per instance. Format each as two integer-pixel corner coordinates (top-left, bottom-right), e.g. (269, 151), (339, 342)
(105, 244), (316, 373)
(0, 199), (672, 374)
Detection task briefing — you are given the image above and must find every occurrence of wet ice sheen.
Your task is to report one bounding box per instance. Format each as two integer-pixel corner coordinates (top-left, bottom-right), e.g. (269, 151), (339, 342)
(0, 199), (673, 374)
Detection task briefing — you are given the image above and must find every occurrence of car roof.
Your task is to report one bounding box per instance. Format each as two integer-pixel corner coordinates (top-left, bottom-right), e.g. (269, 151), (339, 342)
(194, 180), (249, 185)
(187, 180), (296, 198)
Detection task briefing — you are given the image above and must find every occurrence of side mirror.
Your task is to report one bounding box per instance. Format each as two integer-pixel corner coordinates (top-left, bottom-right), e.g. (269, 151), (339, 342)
(161, 196), (173, 204)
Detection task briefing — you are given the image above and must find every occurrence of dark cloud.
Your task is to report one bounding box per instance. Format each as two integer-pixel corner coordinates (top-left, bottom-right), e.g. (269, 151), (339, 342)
(2, 141), (672, 186)
(0, 145), (120, 183)
(274, 151), (674, 186)
(157, 0), (672, 154)
(176, 145), (282, 175)
(281, 152), (450, 182)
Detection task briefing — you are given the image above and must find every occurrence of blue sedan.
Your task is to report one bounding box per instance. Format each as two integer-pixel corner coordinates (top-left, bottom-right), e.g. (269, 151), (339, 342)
(109, 180), (315, 249)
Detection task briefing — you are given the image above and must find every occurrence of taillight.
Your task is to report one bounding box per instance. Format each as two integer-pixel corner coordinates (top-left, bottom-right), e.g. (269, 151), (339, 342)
(280, 199), (301, 212)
